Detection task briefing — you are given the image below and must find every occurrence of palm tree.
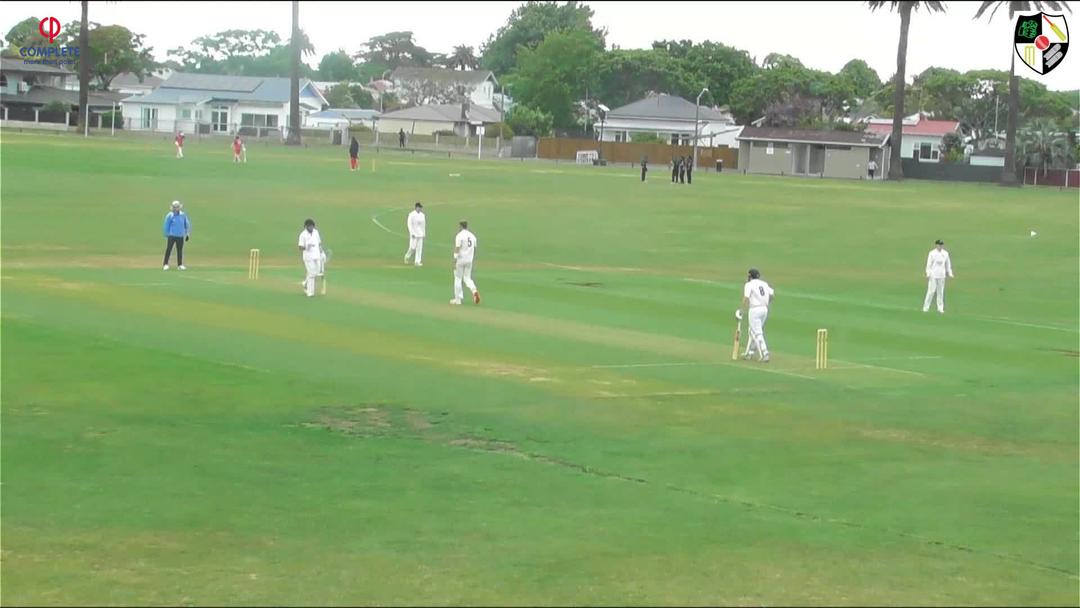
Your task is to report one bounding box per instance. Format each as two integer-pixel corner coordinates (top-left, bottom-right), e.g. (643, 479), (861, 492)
(867, 1), (946, 180)
(77, 0), (89, 130)
(1019, 119), (1071, 174)
(974, 2), (1069, 186)
(449, 45), (479, 71)
(285, 0), (301, 145)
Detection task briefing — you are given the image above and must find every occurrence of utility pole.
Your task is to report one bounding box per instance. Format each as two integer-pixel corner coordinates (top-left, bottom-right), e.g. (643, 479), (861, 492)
(692, 87), (709, 171)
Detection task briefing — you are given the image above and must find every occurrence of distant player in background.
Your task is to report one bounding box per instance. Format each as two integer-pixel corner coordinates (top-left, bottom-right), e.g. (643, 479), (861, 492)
(175, 131), (185, 159)
(923, 239), (954, 313)
(349, 136), (360, 171)
(740, 268), (774, 362)
(298, 219), (324, 298)
(398, 129), (406, 148)
(640, 156), (648, 182)
(162, 200), (191, 270)
(233, 136), (244, 163)
(686, 155), (693, 184)
(867, 159), (878, 180)
(404, 202), (426, 267)
(671, 157), (678, 183)
(678, 156), (687, 183)
(451, 220), (480, 305)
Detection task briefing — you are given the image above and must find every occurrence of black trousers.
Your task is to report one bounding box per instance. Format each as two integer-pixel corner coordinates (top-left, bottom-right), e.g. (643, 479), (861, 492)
(163, 236), (185, 265)
(671, 168), (678, 182)
(687, 169), (693, 184)
(641, 167), (647, 182)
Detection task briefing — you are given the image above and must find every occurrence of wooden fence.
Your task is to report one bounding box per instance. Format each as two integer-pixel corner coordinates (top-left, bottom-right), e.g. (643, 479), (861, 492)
(537, 137), (738, 170)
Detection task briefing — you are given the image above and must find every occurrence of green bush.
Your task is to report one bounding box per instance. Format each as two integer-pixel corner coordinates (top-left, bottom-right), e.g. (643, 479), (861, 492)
(433, 129), (458, 137)
(487, 122), (514, 139)
(630, 132), (665, 144)
(42, 100), (69, 114)
(506, 105), (553, 137)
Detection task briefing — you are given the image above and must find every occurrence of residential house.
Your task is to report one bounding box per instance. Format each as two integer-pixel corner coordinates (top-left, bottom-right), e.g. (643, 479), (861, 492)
(390, 67), (500, 109)
(1, 57), (124, 123)
(378, 103), (500, 137)
(120, 72), (328, 136)
(600, 93), (742, 147)
(64, 67), (174, 96)
(737, 127), (891, 180)
(305, 108), (379, 130)
(865, 113), (960, 163)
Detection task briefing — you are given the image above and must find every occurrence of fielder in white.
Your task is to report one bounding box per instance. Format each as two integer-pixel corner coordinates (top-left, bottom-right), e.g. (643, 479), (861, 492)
(451, 220), (481, 305)
(923, 239), (954, 313)
(740, 268), (774, 362)
(298, 218), (324, 298)
(404, 202), (425, 267)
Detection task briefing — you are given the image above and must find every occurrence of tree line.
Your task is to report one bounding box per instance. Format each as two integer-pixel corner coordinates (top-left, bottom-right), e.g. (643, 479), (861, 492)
(2, 1), (1075, 176)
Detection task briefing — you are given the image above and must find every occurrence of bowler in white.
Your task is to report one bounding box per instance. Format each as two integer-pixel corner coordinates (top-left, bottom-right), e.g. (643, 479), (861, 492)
(451, 220), (481, 305)
(298, 218), (324, 298)
(404, 202), (426, 267)
(741, 268), (774, 362)
(923, 239), (954, 313)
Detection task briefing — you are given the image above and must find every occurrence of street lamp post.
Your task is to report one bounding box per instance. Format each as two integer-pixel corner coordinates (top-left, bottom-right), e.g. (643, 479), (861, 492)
(693, 87), (709, 172)
(597, 103), (609, 164)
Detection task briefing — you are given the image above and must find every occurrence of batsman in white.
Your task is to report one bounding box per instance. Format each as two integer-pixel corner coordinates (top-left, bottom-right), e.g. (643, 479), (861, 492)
(404, 202), (425, 267)
(298, 218), (324, 298)
(451, 220), (481, 305)
(740, 268), (774, 362)
(923, 239), (954, 314)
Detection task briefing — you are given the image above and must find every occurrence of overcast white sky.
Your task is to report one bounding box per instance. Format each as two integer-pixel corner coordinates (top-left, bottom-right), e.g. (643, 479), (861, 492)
(4, 1), (1078, 91)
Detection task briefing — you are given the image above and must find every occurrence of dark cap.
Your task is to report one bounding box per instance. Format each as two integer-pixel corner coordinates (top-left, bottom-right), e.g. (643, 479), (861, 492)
(459, 220), (468, 229)
(748, 268), (760, 279)
(935, 239), (944, 245)
(304, 218), (315, 227)
(415, 202), (423, 208)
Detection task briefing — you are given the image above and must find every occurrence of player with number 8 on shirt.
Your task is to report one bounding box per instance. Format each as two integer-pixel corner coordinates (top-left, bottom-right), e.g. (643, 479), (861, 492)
(739, 268), (774, 362)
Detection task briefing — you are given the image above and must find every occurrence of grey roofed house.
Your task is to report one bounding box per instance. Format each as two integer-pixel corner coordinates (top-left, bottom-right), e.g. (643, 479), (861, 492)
(390, 67), (498, 87)
(737, 127), (889, 147)
(607, 93), (733, 122)
(0, 56), (74, 77)
(380, 104), (500, 123)
(308, 109), (380, 121)
(126, 72), (324, 105)
(1, 57), (122, 110)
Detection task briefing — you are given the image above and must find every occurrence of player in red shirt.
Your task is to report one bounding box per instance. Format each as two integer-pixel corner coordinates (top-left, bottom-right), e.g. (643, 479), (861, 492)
(175, 131), (185, 159)
(232, 136), (244, 163)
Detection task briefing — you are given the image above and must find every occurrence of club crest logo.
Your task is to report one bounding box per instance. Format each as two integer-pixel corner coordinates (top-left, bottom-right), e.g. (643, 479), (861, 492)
(1015, 13), (1069, 74)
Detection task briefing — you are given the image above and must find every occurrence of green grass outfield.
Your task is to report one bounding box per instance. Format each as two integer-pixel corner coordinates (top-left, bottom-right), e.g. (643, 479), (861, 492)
(2, 131), (1078, 605)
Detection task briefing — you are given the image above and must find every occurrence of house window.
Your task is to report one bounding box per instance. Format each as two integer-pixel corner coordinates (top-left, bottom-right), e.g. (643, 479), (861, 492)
(671, 133), (680, 145)
(766, 142), (774, 155)
(919, 143), (933, 160)
(615, 131), (626, 143)
(241, 113), (279, 128)
(140, 107), (158, 129)
(180, 109), (192, 120)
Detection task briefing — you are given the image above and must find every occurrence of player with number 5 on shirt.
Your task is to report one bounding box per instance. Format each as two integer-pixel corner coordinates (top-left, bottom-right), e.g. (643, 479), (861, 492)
(451, 220), (480, 305)
(740, 268), (774, 362)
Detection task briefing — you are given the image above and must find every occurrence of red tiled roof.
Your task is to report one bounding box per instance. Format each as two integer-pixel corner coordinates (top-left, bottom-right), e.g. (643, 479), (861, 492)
(866, 119), (959, 137)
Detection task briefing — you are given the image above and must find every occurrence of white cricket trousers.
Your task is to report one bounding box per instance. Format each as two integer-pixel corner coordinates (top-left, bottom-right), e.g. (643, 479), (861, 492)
(454, 260), (477, 302)
(923, 277), (945, 312)
(405, 236), (424, 265)
(745, 306), (769, 358)
(176, 144), (184, 158)
(303, 256), (320, 297)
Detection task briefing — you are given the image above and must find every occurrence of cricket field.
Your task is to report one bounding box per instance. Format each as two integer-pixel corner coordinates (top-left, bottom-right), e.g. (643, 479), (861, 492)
(2, 131), (1078, 605)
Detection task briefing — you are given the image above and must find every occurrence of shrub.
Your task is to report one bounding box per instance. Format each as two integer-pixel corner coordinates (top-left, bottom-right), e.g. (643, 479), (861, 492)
(43, 100), (69, 114)
(506, 105), (553, 137)
(630, 132), (665, 144)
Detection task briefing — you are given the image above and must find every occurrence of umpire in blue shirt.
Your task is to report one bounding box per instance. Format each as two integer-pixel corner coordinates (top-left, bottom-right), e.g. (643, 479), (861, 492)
(163, 200), (191, 270)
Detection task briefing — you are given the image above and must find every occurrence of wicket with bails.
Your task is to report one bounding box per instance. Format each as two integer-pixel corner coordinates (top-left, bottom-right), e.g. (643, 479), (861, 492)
(815, 328), (829, 370)
(248, 248), (260, 279)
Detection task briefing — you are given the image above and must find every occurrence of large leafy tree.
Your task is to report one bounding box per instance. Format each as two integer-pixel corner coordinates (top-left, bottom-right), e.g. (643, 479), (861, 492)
(506, 29), (602, 131)
(1019, 119), (1074, 172)
(481, 1), (605, 75)
(3, 17), (42, 50)
(868, 1), (946, 179)
(506, 104), (554, 136)
(319, 50), (359, 81)
(836, 59), (883, 100)
(56, 21), (155, 90)
(356, 31), (433, 70)
(652, 40), (757, 107)
(168, 29), (314, 77)
(974, 1), (1070, 185)
(594, 48), (698, 108)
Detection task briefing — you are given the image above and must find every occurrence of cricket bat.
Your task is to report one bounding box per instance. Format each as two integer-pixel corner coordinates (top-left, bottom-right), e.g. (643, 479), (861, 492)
(731, 319), (742, 360)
